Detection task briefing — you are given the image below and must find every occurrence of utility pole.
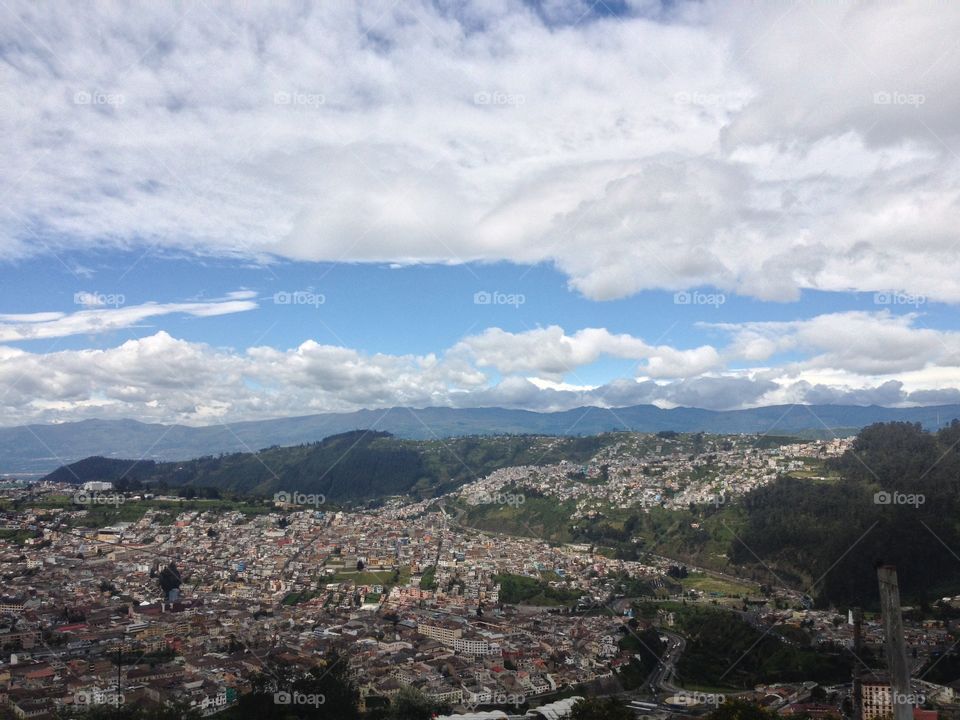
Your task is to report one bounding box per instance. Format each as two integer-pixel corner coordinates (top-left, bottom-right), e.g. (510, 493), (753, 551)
(852, 607), (863, 720)
(877, 565), (912, 720)
(116, 639), (122, 707)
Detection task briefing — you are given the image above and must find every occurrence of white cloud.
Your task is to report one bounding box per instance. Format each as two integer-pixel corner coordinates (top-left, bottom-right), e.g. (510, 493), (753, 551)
(2, 1), (959, 301)
(712, 310), (960, 376)
(3, 313), (960, 424)
(4, 2), (960, 422)
(0, 297), (257, 343)
(453, 325), (722, 380)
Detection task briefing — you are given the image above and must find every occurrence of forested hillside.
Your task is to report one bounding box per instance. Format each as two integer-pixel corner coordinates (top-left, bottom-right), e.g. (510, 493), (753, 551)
(42, 431), (614, 503)
(733, 421), (960, 606)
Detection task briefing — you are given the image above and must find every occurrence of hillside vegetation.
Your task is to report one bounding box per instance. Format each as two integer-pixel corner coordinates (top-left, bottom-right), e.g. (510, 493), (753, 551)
(732, 421), (960, 606)
(42, 431), (614, 503)
(458, 422), (960, 608)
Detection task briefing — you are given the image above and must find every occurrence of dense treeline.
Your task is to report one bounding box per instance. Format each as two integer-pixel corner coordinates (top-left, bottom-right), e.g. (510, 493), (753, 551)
(674, 606), (850, 688)
(733, 421), (960, 606)
(44, 456), (158, 485)
(493, 573), (582, 605)
(616, 624), (667, 689)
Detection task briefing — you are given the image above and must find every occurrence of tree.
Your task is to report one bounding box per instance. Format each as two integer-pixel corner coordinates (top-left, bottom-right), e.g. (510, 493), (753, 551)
(379, 686), (450, 720)
(54, 703), (201, 719)
(570, 697), (634, 720)
(224, 652), (360, 719)
(704, 699), (777, 720)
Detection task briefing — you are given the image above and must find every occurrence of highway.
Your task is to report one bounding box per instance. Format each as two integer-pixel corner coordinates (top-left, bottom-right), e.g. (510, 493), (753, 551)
(647, 629), (685, 694)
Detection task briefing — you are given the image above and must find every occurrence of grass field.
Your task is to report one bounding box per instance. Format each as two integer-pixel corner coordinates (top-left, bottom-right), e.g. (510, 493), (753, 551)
(680, 572), (756, 597)
(460, 496), (577, 542)
(328, 567), (411, 588)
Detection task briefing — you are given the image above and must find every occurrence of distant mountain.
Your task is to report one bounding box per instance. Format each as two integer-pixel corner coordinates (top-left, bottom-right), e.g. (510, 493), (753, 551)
(3, 403), (960, 474)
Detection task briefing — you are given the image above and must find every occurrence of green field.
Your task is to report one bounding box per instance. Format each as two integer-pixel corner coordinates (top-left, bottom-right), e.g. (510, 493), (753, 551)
(281, 590), (322, 605)
(419, 565), (437, 590)
(459, 496), (577, 542)
(0, 528), (35, 545)
(680, 572), (756, 597)
(494, 572), (581, 606)
(329, 567), (411, 588)
(671, 604), (851, 689)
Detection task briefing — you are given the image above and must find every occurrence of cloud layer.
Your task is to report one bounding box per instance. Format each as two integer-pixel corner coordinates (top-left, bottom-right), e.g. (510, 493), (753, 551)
(3, 311), (960, 424)
(3, 1), (960, 424)
(2, 0), (960, 301)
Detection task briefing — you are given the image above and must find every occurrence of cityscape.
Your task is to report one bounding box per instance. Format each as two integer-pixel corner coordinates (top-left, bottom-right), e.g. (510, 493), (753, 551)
(3, 429), (960, 718)
(3, 0), (960, 718)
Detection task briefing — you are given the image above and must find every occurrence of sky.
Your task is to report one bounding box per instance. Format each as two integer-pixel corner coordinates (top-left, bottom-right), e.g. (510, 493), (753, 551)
(2, 0), (960, 426)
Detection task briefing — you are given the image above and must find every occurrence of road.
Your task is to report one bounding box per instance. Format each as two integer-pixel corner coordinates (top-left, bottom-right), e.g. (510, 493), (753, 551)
(648, 629), (685, 694)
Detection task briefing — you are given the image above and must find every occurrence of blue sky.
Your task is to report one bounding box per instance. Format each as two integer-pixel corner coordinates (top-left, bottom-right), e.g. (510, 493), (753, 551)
(4, 249), (951, 360)
(1, 0), (960, 425)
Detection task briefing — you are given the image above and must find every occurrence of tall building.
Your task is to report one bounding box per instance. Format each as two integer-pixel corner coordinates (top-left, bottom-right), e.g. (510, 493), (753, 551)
(860, 680), (932, 720)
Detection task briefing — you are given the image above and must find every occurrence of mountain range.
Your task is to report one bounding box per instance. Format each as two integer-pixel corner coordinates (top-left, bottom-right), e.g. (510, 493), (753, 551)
(4, 402), (960, 474)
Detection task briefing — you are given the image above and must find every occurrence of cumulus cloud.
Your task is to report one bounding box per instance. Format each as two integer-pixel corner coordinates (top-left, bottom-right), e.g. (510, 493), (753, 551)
(712, 310), (960, 376)
(452, 325), (722, 380)
(4, 1), (960, 422)
(2, 1), (960, 301)
(3, 313), (960, 424)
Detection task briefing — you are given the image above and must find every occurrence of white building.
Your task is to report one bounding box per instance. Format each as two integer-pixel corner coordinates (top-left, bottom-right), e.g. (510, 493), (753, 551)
(82, 481), (114, 492)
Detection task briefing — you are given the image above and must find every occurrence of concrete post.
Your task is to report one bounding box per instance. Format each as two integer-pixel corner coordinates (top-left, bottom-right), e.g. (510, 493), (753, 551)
(877, 565), (912, 720)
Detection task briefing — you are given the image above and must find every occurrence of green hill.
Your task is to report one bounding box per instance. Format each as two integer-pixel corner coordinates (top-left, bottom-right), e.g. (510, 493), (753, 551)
(455, 422), (960, 608)
(732, 421), (960, 606)
(41, 431), (615, 503)
(671, 605), (851, 689)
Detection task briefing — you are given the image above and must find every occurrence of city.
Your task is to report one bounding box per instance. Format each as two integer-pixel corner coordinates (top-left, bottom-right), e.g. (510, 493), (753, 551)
(3, 430), (960, 718)
(3, 0), (960, 718)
